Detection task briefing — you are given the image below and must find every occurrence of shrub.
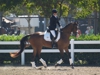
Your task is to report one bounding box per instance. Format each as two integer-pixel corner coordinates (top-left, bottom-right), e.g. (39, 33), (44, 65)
(70, 34), (100, 41)
(0, 34), (100, 41)
(0, 34), (24, 41)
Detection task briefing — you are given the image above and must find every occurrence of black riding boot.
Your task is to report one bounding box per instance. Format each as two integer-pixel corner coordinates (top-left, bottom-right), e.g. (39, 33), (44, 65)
(52, 37), (56, 48)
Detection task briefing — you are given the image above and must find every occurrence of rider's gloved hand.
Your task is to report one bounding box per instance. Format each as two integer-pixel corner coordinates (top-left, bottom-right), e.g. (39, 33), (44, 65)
(60, 26), (63, 32)
(60, 26), (62, 29)
(47, 27), (50, 32)
(47, 27), (49, 29)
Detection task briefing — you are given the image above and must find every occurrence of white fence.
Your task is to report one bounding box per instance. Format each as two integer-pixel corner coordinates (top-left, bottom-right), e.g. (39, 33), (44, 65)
(0, 39), (100, 65)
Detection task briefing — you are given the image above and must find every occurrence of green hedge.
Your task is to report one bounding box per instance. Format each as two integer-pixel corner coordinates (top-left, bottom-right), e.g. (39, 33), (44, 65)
(70, 34), (100, 41)
(0, 34), (24, 41)
(1, 34), (100, 41)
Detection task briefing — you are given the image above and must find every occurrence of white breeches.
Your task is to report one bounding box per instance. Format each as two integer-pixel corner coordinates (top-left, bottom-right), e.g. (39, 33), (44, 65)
(50, 30), (56, 37)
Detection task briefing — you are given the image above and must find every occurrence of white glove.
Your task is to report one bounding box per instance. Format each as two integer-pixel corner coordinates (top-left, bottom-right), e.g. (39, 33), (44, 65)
(58, 26), (62, 31)
(47, 27), (49, 29)
(60, 26), (62, 29)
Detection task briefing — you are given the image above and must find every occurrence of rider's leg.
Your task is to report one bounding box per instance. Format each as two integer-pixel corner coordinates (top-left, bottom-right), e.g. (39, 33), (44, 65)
(50, 30), (56, 37)
(52, 37), (56, 48)
(50, 30), (56, 48)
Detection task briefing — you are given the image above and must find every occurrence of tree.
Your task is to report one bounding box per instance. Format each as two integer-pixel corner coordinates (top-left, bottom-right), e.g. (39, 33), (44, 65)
(31, 0), (69, 17)
(1, 0), (100, 33)
(0, 0), (99, 18)
(0, 0), (23, 12)
(0, 0), (24, 28)
(69, 0), (99, 18)
(0, 0), (38, 34)
(67, 0), (100, 34)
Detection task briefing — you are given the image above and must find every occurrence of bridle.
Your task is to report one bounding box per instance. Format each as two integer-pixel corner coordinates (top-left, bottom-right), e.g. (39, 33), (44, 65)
(71, 23), (77, 36)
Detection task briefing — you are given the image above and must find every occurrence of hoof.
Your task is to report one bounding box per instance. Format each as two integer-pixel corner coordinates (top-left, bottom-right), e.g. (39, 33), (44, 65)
(43, 63), (47, 68)
(55, 64), (58, 68)
(71, 63), (74, 69)
(32, 66), (37, 69)
(36, 67), (42, 70)
(44, 66), (47, 68)
(71, 65), (74, 69)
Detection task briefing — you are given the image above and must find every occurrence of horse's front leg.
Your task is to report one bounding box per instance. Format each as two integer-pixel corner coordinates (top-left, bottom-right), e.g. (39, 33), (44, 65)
(55, 49), (64, 67)
(65, 47), (74, 69)
(39, 58), (47, 68)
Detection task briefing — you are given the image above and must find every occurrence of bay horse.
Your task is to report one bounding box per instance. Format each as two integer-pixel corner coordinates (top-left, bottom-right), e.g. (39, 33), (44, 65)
(10, 22), (78, 69)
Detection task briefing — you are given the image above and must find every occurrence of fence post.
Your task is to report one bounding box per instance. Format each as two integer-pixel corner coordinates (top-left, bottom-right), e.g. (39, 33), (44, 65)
(70, 39), (74, 64)
(21, 51), (25, 65)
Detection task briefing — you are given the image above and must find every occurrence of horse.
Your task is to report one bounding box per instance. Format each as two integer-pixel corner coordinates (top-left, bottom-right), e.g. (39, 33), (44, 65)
(0, 27), (7, 35)
(10, 22), (78, 69)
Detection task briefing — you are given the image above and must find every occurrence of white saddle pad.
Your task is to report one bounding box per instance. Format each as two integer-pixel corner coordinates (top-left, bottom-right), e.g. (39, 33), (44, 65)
(44, 31), (60, 42)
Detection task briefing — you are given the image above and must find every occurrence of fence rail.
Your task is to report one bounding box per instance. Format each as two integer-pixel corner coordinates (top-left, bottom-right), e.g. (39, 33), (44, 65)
(0, 39), (100, 65)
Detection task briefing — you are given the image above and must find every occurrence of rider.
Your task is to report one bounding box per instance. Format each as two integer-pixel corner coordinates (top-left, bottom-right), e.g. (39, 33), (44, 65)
(47, 9), (62, 48)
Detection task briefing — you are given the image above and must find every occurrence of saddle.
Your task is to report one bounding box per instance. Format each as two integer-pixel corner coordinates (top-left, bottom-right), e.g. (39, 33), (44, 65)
(44, 30), (60, 42)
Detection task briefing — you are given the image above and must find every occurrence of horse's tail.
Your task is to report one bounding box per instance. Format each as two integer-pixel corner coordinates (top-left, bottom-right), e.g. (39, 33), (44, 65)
(10, 35), (30, 58)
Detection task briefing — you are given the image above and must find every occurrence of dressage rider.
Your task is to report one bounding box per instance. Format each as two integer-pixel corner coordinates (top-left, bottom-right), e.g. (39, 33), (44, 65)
(47, 9), (62, 48)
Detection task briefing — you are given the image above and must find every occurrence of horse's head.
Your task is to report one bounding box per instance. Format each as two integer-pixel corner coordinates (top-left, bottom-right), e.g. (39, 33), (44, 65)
(71, 22), (78, 36)
(61, 22), (78, 36)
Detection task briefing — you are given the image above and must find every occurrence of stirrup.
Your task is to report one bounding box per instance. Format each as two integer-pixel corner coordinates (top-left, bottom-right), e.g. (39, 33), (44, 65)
(52, 45), (55, 48)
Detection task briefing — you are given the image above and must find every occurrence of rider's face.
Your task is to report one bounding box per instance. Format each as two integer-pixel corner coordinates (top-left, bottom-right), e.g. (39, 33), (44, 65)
(53, 13), (57, 17)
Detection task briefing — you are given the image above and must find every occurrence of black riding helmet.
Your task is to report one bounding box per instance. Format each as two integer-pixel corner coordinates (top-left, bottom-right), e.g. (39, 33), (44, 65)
(52, 9), (57, 13)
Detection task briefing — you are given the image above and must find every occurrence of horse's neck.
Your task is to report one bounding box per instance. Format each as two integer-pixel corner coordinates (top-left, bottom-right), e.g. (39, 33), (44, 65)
(61, 25), (72, 39)
(62, 25), (72, 34)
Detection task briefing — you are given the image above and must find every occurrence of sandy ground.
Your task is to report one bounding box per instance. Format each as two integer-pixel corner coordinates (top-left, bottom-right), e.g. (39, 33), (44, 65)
(0, 66), (100, 75)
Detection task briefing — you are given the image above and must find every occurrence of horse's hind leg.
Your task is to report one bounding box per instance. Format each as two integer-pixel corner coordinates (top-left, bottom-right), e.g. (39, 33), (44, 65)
(65, 47), (74, 69)
(30, 48), (37, 68)
(37, 48), (47, 68)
